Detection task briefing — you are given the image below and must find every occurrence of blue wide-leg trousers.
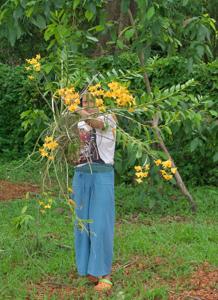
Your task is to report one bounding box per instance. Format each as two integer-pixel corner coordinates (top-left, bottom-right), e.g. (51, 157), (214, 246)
(72, 168), (115, 277)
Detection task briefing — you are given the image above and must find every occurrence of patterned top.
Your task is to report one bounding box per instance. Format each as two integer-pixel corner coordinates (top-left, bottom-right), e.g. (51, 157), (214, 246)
(76, 114), (116, 166)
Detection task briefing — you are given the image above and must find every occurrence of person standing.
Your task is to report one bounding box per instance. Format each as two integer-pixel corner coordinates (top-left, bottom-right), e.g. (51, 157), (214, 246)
(72, 93), (116, 291)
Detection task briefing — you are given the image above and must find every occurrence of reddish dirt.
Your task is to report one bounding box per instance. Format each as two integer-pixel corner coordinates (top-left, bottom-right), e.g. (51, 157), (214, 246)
(26, 280), (85, 300)
(169, 262), (218, 300)
(114, 258), (218, 300)
(0, 180), (39, 201)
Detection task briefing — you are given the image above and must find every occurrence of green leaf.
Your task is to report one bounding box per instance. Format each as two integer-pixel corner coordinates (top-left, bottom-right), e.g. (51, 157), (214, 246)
(212, 152), (218, 162)
(209, 110), (218, 117)
(13, 7), (23, 20)
(124, 28), (135, 40)
(43, 63), (53, 74)
(8, 24), (17, 46)
(25, 6), (34, 18)
(31, 15), (46, 29)
(136, 146), (142, 159)
(21, 206), (28, 214)
(196, 45), (204, 57)
(117, 40), (124, 49)
(73, 0), (81, 9)
(190, 137), (201, 152)
(86, 35), (98, 42)
(44, 25), (56, 41)
(137, 0), (148, 9)
(164, 126), (172, 135)
(85, 10), (94, 21)
(89, 24), (105, 32)
(146, 6), (155, 21)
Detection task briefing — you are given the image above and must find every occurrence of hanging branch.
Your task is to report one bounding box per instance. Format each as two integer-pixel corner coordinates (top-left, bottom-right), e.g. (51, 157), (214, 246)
(127, 8), (197, 212)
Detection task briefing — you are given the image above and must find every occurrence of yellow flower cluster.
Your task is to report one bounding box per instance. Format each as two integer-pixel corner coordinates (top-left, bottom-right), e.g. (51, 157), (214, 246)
(88, 84), (106, 112)
(88, 83), (104, 96)
(26, 54), (41, 73)
(154, 159), (177, 181)
(28, 75), (35, 81)
(134, 164), (150, 184)
(38, 198), (53, 214)
(88, 81), (135, 109)
(134, 159), (177, 183)
(106, 82), (135, 107)
(39, 136), (58, 160)
(57, 86), (80, 112)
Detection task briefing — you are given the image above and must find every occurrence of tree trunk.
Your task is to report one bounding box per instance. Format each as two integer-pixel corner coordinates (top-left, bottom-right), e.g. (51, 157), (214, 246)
(92, 0), (122, 56)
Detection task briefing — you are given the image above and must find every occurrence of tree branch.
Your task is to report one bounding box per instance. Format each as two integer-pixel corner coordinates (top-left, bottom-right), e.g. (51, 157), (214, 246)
(128, 6), (197, 212)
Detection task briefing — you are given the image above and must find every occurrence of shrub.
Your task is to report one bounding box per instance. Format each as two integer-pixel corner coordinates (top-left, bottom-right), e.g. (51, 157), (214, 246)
(0, 63), (46, 158)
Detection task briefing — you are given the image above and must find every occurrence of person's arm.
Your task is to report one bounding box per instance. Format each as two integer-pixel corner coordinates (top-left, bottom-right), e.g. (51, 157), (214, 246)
(76, 109), (104, 130)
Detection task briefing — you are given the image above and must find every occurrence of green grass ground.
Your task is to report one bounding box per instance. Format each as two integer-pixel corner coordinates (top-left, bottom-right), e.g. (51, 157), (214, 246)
(0, 159), (218, 299)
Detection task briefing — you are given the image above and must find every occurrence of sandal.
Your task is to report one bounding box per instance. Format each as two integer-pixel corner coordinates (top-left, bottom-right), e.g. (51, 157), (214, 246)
(94, 278), (112, 292)
(87, 274), (98, 284)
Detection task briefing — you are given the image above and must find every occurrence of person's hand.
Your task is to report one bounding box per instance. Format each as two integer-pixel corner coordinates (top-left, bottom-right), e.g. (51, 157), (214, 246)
(75, 107), (88, 117)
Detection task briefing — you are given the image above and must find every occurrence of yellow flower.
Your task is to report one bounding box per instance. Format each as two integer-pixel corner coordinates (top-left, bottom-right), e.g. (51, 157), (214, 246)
(105, 82), (135, 107)
(96, 98), (104, 107)
(38, 201), (44, 206)
(58, 88), (66, 96)
(39, 147), (48, 157)
(160, 169), (167, 175)
(48, 155), (54, 160)
(44, 204), (51, 209)
(68, 104), (78, 112)
(88, 83), (101, 92)
(99, 105), (106, 112)
(145, 164), (150, 171)
(45, 136), (53, 143)
(134, 166), (142, 172)
(64, 96), (72, 105)
(28, 75), (35, 80)
(25, 66), (31, 71)
(136, 178), (143, 184)
(141, 172), (148, 178)
(163, 174), (173, 180)
(154, 159), (162, 166)
(68, 187), (73, 193)
(74, 98), (80, 105)
(128, 107), (135, 113)
(34, 63), (41, 72)
(68, 199), (76, 207)
(104, 91), (113, 98)
(162, 160), (172, 168)
(26, 58), (37, 65)
(135, 172), (144, 178)
(45, 140), (58, 150)
(171, 167), (177, 174)
(36, 54), (41, 60)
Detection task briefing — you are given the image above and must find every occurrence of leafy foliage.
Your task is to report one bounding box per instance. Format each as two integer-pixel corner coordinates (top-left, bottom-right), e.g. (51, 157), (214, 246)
(0, 63), (47, 158)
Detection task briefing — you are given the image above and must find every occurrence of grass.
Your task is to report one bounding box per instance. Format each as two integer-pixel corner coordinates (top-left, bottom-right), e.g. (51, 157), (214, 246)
(0, 158), (218, 299)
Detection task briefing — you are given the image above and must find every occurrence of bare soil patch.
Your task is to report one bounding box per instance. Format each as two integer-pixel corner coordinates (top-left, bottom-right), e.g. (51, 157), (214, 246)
(26, 280), (86, 300)
(0, 180), (39, 201)
(170, 262), (218, 300)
